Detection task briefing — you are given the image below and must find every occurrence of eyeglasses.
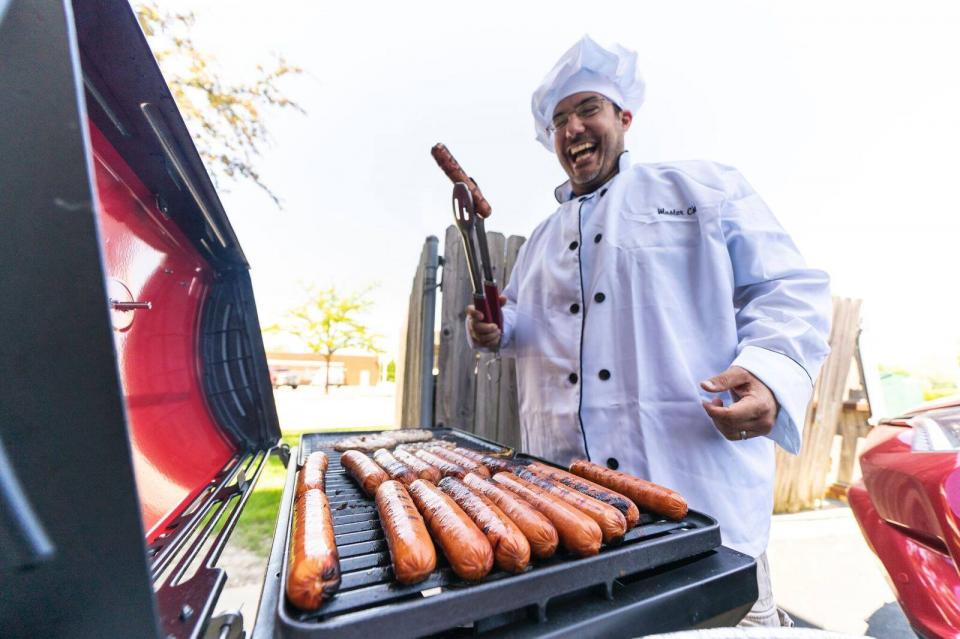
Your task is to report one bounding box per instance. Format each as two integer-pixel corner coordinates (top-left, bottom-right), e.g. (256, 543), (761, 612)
(547, 96), (609, 135)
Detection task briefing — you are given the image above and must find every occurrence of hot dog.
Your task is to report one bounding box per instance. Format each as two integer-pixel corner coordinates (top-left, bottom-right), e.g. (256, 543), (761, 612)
(394, 448), (442, 483)
(286, 489), (340, 610)
(413, 449), (468, 479)
(453, 447), (527, 474)
(429, 447), (492, 479)
(515, 469), (626, 543)
(462, 473), (558, 559)
(491, 472), (601, 557)
(375, 480), (437, 584)
(438, 477), (530, 573)
(296, 451), (329, 500)
(526, 462), (640, 529)
(407, 479), (494, 581)
(340, 450), (390, 497)
(569, 460), (689, 521)
(430, 143), (492, 218)
(373, 448), (419, 485)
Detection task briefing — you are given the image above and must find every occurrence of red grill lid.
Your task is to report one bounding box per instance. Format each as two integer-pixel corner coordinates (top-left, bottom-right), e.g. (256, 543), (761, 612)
(77, 6), (281, 543)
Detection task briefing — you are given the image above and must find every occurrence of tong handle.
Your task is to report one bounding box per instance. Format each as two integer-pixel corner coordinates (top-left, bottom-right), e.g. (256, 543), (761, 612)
(473, 292), (491, 323)
(483, 282), (503, 330)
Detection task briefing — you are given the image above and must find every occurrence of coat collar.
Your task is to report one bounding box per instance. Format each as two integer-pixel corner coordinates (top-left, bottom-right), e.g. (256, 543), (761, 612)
(553, 151), (633, 203)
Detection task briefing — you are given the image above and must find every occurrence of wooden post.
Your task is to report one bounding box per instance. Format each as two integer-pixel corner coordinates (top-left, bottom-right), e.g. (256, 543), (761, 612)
(496, 235), (526, 450)
(474, 232), (506, 441)
(395, 237), (432, 428)
(774, 297), (863, 512)
(434, 225), (477, 430)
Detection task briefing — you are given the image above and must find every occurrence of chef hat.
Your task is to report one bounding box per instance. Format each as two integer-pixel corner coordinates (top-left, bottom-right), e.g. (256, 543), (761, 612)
(531, 35), (645, 151)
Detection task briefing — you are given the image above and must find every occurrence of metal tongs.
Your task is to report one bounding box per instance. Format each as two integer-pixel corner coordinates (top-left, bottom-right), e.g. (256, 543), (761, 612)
(452, 182), (502, 329)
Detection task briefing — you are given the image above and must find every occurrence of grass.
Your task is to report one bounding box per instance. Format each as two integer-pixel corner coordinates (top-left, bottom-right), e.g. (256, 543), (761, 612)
(228, 427), (394, 557)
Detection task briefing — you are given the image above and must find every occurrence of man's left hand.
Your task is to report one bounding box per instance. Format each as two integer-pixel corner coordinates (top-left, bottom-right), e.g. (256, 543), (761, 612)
(700, 366), (778, 441)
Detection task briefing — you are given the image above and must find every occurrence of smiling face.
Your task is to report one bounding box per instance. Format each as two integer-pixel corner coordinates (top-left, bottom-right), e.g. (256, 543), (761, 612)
(552, 91), (632, 195)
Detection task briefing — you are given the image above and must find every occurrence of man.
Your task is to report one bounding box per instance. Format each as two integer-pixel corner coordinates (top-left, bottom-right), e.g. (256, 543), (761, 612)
(467, 35), (831, 626)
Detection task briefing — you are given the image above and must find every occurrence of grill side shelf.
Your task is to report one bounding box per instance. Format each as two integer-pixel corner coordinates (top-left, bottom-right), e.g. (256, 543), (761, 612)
(263, 429), (723, 639)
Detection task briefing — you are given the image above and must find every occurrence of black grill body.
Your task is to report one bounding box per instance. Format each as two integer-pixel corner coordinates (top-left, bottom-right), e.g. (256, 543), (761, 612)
(254, 429), (757, 638)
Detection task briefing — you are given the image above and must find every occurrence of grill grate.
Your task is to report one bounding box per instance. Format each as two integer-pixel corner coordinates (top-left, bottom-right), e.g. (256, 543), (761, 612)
(271, 429), (724, 638)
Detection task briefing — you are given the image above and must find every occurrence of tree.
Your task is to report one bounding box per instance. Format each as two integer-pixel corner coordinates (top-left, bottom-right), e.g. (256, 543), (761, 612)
(265, 286), (382, 393)
(133, 1), (303, 206)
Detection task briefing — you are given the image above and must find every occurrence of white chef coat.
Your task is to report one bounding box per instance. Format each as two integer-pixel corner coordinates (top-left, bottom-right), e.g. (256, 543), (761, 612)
(492, 152), (831, 558)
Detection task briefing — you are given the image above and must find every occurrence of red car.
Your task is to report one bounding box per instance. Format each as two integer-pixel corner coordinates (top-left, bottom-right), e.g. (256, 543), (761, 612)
(849, 396), (960, 639)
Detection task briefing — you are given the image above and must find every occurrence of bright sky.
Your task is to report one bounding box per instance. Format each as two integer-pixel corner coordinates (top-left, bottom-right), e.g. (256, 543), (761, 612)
(168, 0), (960, 377)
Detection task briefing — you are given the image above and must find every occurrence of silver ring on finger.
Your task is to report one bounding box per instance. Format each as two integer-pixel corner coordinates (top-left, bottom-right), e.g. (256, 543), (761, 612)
(739, 429), (748, 441)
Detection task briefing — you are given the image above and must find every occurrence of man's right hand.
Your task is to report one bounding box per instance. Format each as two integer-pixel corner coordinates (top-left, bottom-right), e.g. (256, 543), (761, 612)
(466, 295), (506, 349)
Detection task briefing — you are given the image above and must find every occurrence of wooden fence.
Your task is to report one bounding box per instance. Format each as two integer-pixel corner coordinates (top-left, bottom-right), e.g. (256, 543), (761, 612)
(399, 235), (870, 510)
(773, 297), (867, 512)
(397, 226), (526, 450)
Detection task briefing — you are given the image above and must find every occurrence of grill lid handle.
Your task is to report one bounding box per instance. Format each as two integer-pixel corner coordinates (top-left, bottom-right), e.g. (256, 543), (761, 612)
(0, 434), (55, 570)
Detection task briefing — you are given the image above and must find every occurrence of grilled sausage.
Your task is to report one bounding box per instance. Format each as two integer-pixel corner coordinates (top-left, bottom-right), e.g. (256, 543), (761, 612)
(429, 447), (492, 479)
(527, 462), (640, 529)
(296, 451), (329, 500)
(438, 477), (530, 573)
(340, 450), (390, 497)
(394, 448), (442, 483)
(462, 473), (558, 559)
(515, 469), (626, 543)
(407, 479), (493, 581)
(430, 143), (492, 218)
(375, 480), (437, 584)
(491, 472), (601, 557)
(414, 449), (468, 479)
(373, 448), (419, 485)
(286, 489), (340, 610)
(569, 460), (689, 521)
(452, 447), (527, 474)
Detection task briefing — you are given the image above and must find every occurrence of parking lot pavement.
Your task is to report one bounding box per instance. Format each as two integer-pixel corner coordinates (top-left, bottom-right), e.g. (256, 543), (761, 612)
(273, 382), (397, 434)
(768, 502), (914, 637)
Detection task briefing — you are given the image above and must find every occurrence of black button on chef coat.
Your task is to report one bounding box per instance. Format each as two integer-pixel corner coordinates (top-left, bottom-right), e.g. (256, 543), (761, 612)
(607, 457), (619, 470)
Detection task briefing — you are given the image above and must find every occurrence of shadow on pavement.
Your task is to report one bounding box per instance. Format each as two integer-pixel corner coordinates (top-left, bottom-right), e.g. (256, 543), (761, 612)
(865, 601), (915, 639)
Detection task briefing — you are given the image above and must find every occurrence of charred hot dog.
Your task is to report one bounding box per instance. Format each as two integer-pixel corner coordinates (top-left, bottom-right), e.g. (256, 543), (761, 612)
(462, 473), (558, 559)
(526, 462), (639, 529)
(413, 449), (468, 479)
(429, 446), (492, 479)
(340, 450), (389, 497)
(296, 451), (329, 500)
(438, 476), (530, 573)
(286, 489), (340, 610)
(491, 472), (601, 557)
(375, 480), (437, 584)
(430, 143), (492, 218)
(407, 479), (494, 581)
(394, 448), (442, 483)
(515, 468), (627, 543)
(373, 448), (418, 486)
(569, 460), (689, 521)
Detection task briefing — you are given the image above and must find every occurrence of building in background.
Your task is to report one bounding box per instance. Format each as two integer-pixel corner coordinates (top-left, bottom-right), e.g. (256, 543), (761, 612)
(266, 350), (381, 388)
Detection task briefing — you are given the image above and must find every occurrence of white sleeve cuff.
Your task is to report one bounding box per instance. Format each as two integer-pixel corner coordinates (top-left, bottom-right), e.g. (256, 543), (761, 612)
(731, 345), (814, 455)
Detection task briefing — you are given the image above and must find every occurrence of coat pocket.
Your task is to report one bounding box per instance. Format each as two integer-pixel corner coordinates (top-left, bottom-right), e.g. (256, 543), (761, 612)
(615, 204), (710, 249)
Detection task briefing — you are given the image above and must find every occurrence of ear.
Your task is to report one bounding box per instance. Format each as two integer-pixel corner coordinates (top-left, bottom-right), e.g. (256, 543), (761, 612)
(620, 110), (633, 132)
